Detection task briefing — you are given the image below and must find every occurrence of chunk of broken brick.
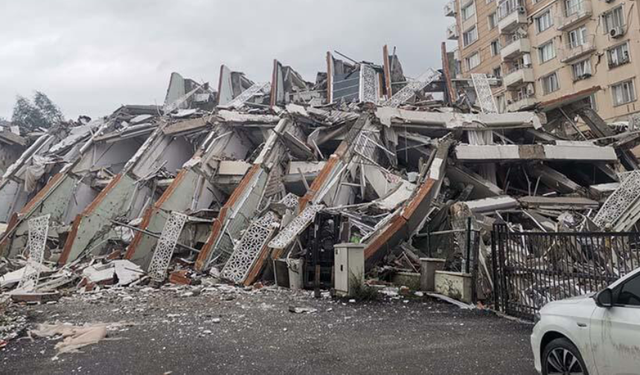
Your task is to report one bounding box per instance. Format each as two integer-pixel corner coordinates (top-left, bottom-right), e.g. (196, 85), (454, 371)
(106, 250), (122, 260)
(10, 292), (61, 304)
(169, 270), (192, 285)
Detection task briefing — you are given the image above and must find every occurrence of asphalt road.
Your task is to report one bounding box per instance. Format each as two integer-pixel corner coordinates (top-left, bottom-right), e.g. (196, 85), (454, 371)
(1, 285), (537, 375)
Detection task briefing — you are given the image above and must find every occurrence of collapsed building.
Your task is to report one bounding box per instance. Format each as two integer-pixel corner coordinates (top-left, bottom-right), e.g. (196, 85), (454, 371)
(2, 45), (640, 316)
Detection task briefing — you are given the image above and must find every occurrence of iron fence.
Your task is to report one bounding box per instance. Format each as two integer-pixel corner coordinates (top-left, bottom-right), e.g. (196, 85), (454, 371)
(492, 224), (640, 320)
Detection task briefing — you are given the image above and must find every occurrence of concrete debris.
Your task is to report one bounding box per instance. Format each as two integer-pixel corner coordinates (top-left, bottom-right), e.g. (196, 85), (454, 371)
(30, 321), (132, 355)
(425, 293), (475, 310)
(288, 306), (318, 314)
(2, 45), (640, 334)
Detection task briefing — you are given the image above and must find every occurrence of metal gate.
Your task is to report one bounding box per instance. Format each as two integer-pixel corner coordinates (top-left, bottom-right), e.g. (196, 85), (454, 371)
(492, 224), (640, 320)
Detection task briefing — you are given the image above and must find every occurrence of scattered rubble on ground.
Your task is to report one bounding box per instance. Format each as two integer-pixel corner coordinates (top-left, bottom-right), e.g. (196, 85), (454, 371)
(2, 45), (640, 348)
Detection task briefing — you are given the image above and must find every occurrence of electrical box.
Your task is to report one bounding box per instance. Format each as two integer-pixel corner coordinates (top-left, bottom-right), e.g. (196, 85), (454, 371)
(334, 243), (365, 297)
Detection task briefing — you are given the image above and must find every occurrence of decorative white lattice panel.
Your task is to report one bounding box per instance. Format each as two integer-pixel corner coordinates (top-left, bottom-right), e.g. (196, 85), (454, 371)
(593, 170), (640, 228)
(220, 82), (270, 109)
(471, 73), (498, 114)
(382, 69), (439, 108)
(220, 212), (279, 284)
(268, 204), (324, 249)
(148, 212), (188, 282)
(359, 65), (379, 104)
(279, 193), (300, 210)
(18, 214), (50, 290)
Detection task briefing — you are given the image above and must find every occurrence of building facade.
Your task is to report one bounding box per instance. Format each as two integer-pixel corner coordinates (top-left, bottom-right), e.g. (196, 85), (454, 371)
(446, 0), (640, 121)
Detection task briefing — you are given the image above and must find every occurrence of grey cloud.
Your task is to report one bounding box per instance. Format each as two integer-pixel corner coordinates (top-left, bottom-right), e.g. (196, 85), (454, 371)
(0, 0), (450, 119)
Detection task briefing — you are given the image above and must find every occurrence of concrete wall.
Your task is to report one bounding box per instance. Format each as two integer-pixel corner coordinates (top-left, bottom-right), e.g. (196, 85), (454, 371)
(0, 173), (75, 258)
(59, 174), (138, 264)
(126, 169), (203, 269)
(72, 138), (143, 175)
(0, 143), (25, 176)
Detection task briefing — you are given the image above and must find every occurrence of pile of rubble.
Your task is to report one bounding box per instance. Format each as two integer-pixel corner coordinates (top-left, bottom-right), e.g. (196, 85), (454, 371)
(1, 46), (640, 320)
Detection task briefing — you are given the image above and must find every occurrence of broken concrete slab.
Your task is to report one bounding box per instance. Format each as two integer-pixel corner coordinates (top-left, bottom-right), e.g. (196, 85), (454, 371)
(454, 144), (617, 162)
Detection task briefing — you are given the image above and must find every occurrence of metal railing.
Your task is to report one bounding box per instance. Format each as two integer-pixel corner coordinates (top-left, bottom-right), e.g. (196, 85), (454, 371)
(447, 23), (458, 38)
(559, 34), (596, 61)
(502, 34), (528, 48)
(504, 65), (532, 76)
(564, 0), (591, 18)
(498, 0), (524, 20)
(444, 0), (455, 16)
(508, 90), (535, 102)
(556, 0), (592, 29)
(492, 224), (640, 320)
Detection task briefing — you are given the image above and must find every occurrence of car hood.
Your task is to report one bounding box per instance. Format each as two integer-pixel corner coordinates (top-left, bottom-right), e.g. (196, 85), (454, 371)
(540, 293), (597, 318)
(552, 293), (596, 304)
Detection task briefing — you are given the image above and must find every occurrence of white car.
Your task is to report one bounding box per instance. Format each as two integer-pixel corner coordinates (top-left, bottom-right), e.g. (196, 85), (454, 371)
(531, 267), (640, 375)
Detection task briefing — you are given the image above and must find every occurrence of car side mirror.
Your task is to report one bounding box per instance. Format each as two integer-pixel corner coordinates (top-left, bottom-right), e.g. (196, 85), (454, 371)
(595, 288), (614, 308)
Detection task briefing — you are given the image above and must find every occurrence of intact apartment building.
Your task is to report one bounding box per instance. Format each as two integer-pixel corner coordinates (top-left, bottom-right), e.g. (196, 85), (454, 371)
(445, 0), (640, 122)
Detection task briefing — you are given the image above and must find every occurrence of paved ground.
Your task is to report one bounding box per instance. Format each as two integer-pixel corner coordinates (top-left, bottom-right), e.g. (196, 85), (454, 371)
(0, 284), (537, 375)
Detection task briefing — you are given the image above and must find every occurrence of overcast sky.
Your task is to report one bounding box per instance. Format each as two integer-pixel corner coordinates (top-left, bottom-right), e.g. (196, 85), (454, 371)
(0, 0), (451, 120)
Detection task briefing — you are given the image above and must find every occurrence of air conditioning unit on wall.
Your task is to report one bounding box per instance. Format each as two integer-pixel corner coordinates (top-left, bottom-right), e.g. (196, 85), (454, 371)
(610, 27), (624, 38)
(526, 83), (535, 96)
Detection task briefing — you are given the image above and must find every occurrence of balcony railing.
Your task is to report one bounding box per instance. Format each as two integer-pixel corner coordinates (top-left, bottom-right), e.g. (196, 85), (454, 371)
(503, 66), (534, 88)
(447, 24), (459, 40)
(498, 0), (527, 34)
(557, 1), (592, 30)
(506, 96), (537, 112)
(498, 0), (524, 20)
(444, 0), (455, 17)
(501, 36), (531, 60)
(505, 65), (532, 76)
(559, 35), (596, 63)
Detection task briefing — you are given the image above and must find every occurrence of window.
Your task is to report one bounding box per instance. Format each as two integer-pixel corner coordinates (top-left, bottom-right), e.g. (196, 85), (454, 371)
(541, 73), (559, 95)
(535, 11), (553, 33)
(612, 80), (636, 106)
(564, 0), (584, 17)
(462, 2), (476, 21)
(538, 41), (556, 63)
(493, 66), (502, 78)
(608, 42), (630, 68)
(572, 59), (592, 81)
(616, 274), (640, 306)
(466, 53), (481, 70)
(463, 26), (478, 47)
(568, 26), (588, 49)
(490, 40), (502, 56)
(603, 6), (625, 32)
(488, 12), (497, 30)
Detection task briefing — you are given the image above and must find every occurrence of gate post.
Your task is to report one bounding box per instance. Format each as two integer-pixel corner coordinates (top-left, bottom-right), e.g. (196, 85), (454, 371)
(498, 225), (509, 315)
(491, 226), (499, 311)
